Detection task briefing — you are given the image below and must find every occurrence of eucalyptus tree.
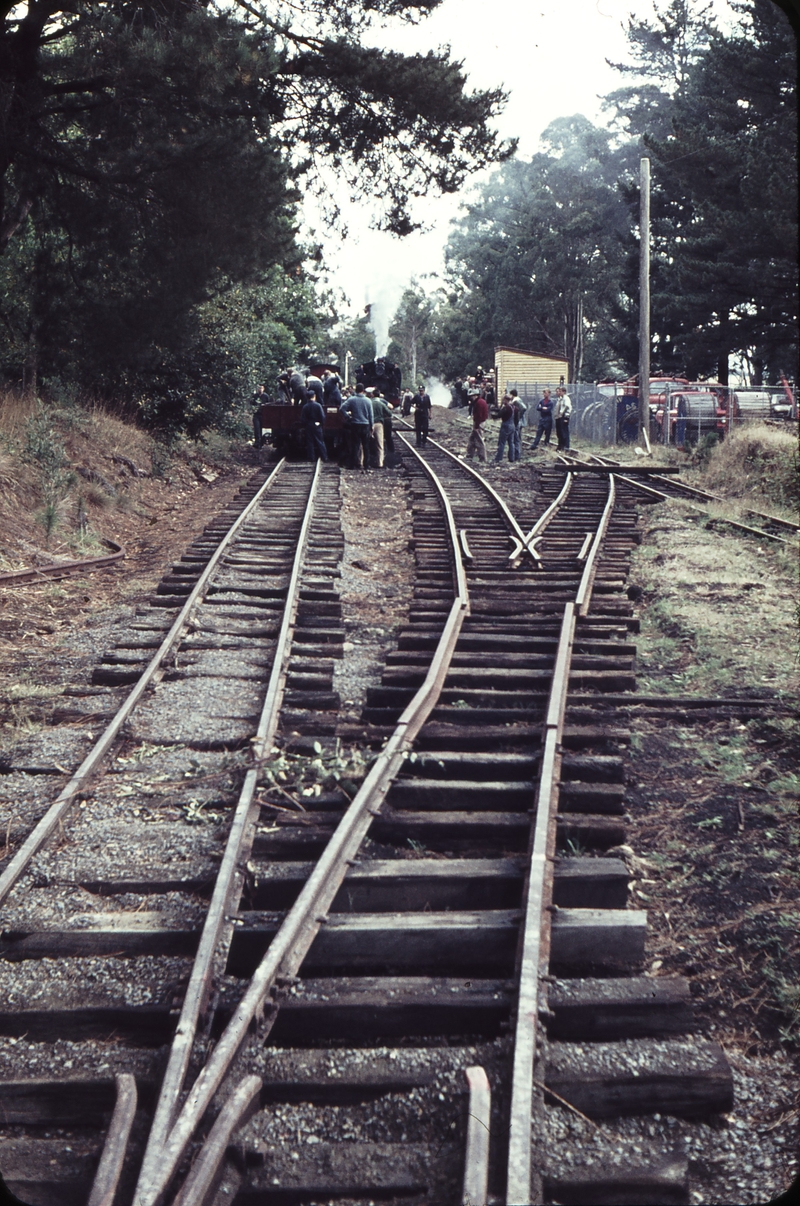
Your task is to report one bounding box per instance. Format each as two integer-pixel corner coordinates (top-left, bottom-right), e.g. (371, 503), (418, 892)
(438, 117), (630, 382)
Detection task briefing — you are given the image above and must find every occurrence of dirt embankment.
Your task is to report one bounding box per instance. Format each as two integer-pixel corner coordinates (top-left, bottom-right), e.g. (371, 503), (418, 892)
(0, 392), (261, 736)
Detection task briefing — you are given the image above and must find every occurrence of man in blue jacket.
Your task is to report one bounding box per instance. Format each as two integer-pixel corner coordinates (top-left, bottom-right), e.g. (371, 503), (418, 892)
(340, 386), (374, 470)
(531, 389), (554, 450)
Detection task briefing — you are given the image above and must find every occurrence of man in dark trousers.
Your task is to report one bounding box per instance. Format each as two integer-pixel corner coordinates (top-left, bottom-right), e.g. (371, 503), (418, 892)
(554, 386), (573, 451)
(413, 384), (432, 446)
(531, 388), (554, 450)
(300, 394), (329, 463)
(493, 395), (515, 463)
(252, 383), (269, 448)
(467, 390), (489, 461)
(339, 385), (374, 470)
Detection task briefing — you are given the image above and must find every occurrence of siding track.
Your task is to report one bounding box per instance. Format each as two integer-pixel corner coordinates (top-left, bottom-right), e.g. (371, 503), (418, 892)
(0, 441), (742, 1205)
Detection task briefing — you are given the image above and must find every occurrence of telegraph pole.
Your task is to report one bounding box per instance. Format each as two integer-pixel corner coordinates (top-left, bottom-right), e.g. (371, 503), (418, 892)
(638, 157), (651, 444)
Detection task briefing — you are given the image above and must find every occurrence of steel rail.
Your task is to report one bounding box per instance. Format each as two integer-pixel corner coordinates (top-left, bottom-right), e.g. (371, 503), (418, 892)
(589, 453), (798, 532)
(575, 475), (617, 616)
(132, 460), (322, 1202)
(510, 472), (574, 567)
(134, 434), (469, 1206)
(462, 1066), (492, 1206)
(420, 435), (544, 567)
(171, 1076), (263, 1206)
(586, 454), (793, 543)
(650, 471), (799, 528)
(0, 461), (286, 909)
(506, 474), (616, 1205)
(0, 538), (125, 587)
(86, 1074), (138, 1206)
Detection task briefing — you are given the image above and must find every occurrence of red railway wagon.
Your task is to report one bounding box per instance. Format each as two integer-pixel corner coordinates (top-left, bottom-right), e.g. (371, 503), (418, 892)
(257, 402), (346, 457)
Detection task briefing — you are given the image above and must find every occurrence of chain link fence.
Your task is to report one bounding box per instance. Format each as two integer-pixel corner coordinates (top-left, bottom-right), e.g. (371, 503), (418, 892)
(505, 381), (798, 448)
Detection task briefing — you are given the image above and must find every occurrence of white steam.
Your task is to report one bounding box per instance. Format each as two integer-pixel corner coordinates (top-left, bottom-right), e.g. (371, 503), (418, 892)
(365, 287), (394, 357)
(426, 378), (451, 408)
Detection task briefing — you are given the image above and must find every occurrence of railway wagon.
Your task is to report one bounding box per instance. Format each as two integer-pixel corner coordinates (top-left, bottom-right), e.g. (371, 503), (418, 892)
(257, 401), (346, 457)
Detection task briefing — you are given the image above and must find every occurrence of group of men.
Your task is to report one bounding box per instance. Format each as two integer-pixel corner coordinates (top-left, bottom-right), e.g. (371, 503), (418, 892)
(466, 384), (573, 464)
(252, 369), (405, 469)
(337, 384), (396, 470)
(450, 367), (496, 414)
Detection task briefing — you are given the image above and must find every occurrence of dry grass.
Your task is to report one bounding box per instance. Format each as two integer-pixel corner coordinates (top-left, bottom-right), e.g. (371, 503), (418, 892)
(0, 388), (38, 442)
(700, 423), (799, 514)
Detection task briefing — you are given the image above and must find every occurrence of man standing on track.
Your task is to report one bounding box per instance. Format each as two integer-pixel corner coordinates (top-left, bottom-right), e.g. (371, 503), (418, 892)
(413, 384), (432, 447)
(467, 390), (489, 462)
(531, 388), (554, 450)
(510, 389), (526, 461)
(369, 392), (393, 468)
(493, 395), (515, 464)
(554, 386), (573, 451)
(300, 394), (329, 463)
(339, 385), (374, 470)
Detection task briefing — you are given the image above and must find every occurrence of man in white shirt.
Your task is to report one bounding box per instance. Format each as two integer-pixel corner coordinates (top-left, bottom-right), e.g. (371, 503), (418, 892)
(555, 387), (573, 451)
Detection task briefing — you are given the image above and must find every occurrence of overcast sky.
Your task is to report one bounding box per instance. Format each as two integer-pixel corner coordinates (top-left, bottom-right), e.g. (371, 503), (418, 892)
(307, 0), (740, 339)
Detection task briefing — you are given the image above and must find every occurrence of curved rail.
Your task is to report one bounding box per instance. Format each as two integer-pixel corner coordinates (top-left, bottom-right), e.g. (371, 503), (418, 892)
(417, 433), (546, 567)
(0, 537), (125, 586)
(133, 434), (470, 1206)
(575, 450), (797, 539)
(505, 472), (616, 1205)
(510, 471), (574, 567)
(0, 461), (285, 906)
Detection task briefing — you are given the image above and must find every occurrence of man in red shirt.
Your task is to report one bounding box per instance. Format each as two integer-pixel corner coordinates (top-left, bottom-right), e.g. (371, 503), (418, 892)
(467, 392), (489, 461)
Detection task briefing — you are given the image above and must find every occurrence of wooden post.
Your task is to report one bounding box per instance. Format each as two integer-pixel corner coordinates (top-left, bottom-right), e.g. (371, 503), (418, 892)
(638, 158), (651, 444)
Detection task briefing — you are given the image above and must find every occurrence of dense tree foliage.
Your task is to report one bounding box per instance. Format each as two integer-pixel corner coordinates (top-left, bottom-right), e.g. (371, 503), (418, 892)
(643, 0), (798, 383)
(0, 0), (513, 428)
(428, 117), (630, 382)
(326, 316), (376, 382)
(423, 0), (796, 387)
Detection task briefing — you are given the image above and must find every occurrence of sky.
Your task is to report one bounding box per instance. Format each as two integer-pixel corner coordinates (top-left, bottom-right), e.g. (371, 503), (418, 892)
(306, 0), (740, 345)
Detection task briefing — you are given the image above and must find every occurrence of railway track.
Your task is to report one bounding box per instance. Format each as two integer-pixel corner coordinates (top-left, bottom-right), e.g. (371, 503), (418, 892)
(0, 438), (742, 1205)
(559, 450), (799, 543)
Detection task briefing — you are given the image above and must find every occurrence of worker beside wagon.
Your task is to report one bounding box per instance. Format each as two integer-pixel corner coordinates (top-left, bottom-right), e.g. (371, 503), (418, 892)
(340, 385), (374, 470)
(369, 392), (393, 468)
(252, 383), (269, 448)
(300, 394), (329, 463)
